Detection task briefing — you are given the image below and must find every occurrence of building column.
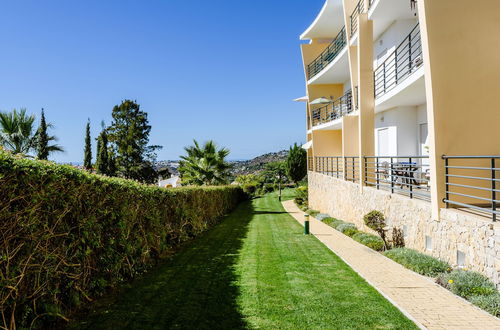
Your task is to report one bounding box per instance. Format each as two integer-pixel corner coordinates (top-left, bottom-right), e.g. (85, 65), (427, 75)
(357, 13), (375, 191)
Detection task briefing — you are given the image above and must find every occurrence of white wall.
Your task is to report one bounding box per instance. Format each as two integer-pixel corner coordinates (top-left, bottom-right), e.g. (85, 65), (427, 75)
(343, 80), (352, 94)
(375, 106), (425, 156)
(373, 19), (419, 68)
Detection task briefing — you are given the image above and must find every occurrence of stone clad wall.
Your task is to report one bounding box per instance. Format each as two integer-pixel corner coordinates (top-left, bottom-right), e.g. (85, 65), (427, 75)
(308, 171), (500, 286)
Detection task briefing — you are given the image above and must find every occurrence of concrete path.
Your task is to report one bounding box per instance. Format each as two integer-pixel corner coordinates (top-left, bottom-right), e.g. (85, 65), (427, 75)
(282, 200), (500, 330)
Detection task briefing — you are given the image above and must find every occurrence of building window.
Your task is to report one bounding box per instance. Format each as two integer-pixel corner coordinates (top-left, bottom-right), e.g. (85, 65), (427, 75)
(457, 250), (466, 268)
(425, 236), (432, 251)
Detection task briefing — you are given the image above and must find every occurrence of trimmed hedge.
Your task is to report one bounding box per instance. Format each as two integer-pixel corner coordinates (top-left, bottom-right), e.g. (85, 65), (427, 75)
(0, 150), (246, 328)
(384, 248), (450, 277)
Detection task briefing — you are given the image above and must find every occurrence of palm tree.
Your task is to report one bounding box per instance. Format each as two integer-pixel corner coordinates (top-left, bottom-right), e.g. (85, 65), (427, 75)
(0, 108), (64, 157)
(0, 108), (36, 155)
(178, 140), (232, 186)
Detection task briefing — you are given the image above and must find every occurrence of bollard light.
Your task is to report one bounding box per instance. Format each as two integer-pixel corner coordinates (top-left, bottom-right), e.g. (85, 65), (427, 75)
(304, 214), (310, 235)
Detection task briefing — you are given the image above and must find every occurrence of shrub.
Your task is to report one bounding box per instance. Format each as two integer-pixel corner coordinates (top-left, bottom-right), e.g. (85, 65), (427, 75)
(295, 186), (308, 207)
(316, 213), (331, 221)
(469, 293), (500, 317)
(336, 223), (358, 237)
(306, 209), (320, 217)
(0, 150), (246, 328)
(321, 217), (335, 225)
(384, 248), (450, 277)
(437, 270), (497, 299)
(242, 183), (259, 196)
(364, 210), (388, 249)
(352, 233), (385, 251)
(392, 227), (405, 248)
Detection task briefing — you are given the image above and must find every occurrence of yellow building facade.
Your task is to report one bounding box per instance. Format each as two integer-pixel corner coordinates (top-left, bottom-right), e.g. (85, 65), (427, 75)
(298, 0), (500, 285)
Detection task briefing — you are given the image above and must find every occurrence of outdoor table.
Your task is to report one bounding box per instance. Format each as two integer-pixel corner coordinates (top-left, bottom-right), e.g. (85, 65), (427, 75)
(393, 162), (418, 188)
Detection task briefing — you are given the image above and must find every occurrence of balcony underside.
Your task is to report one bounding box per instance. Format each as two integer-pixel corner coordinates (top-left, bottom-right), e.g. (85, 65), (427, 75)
(375, 66), (425, 112)
(307, 47), (349, 85)
(300, 0), (344, 40)
(368, 0), (418, 41)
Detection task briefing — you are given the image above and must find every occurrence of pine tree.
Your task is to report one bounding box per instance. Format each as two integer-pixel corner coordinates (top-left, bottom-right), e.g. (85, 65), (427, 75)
(107, 100), (162, 183)
(36, 109), (49, 160)
(286, 143), (307, 185)
(83, 120), (92, 170)
(96, 129), (109, 175)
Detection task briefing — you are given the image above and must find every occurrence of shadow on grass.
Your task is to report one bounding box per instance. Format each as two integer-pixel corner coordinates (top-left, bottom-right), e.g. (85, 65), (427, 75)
(70, 201), (253, 330)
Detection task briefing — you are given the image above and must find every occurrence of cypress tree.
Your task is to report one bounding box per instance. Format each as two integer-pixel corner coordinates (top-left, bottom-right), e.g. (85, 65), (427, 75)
(107, 148), (118, 177)
(286, 143), (307, 185)
(96, 129), (109, 175)
(83, 120), (92, 170)
(36, 108), (49, 160)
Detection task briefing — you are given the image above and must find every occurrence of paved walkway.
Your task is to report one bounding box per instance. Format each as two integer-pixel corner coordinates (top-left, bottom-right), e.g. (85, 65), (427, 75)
(282, 200), (500, 330)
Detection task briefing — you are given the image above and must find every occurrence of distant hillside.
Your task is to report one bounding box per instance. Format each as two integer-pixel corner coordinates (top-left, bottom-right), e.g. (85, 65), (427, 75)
(230, 150), (288, 177)
(154, 150), (289, 179)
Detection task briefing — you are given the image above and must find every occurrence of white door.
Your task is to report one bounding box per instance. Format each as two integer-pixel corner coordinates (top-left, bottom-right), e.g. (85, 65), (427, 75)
(378, 128), (390, 156)
(419, 123), (429, 166)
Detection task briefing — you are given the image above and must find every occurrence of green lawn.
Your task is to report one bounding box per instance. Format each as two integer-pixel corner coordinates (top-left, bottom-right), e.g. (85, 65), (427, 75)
(71, 192), (416, 329)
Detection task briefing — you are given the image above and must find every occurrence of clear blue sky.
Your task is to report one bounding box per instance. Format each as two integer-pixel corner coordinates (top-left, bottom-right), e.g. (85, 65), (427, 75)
(0, 0), (324, 162)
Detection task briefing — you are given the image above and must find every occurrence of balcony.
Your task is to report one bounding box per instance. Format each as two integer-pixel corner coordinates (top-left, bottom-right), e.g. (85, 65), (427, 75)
(443, 156), (500, 221)
(350, 0), (364, 37)
(310, 89), (356, 128)
(307, 27), (347, 80)
(309, 155), (431, 201)
(373, 24), (426, 111)
(365, 156), (430, 201)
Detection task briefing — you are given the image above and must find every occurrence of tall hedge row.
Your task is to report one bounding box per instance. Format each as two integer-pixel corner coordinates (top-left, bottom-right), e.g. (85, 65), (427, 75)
(0, 150), (246, 328)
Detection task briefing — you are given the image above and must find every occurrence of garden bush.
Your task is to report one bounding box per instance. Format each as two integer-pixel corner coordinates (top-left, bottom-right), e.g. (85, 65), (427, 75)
(436, 270), (497, 299)
(336, 223), (359, 237)
(0, 150), (246, 328)
(384, 248), (450, 277)
(469, 293), (500, 317)
(352, 233), (385, 251)
(315, 213), (331, 221)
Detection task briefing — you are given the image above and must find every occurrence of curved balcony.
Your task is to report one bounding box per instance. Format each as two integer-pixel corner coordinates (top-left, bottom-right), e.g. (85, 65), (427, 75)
(306, 26), (347, 80)
(311, 89), (356, 128)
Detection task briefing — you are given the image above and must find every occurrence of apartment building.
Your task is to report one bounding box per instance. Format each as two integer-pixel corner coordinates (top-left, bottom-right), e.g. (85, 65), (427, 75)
(298, 0), (500, 284)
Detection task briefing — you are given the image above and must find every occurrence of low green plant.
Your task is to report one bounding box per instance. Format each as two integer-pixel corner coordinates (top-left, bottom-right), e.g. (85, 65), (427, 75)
(469, 293), (500, 317)
(321, 217), (335, 225)
(352, 233), (385, 251)
(437, 270), (497, 299)
(384, 248), (450, 277)
(336, 223), (358, 237)
(316, 213), (330, 221)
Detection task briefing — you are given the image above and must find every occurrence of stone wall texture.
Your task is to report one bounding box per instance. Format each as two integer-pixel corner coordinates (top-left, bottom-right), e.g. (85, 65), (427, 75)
(308, 171), (500, 286)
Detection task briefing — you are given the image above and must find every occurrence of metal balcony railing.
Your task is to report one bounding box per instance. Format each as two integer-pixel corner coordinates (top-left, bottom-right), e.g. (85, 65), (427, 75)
(345, 157), (360, 183)
(374, 24), (423, 99)
(350, 0), (364, 36)
(307, 156), (314, 171)
(364, 156), (431, 201)
(311, 89), (355, 127)
(443, 156), (500, 221)
(307, 26), (347, 80)
(314, 156), (343, 178)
